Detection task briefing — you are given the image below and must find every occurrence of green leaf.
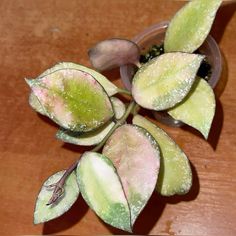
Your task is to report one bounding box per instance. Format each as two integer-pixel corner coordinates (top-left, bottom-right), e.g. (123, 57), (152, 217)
(29, 92), (47, 116)
(132, 52), (204, 110)
(38, 62), (118, 96)
(164, 0), (222, 53)
(34, 170), (79, 224)
(133, 115), (192, 196)
(110, 97), (126, 119)
(77, 152), (132, 232)
(102, 124), (160, 225)
(26, 68), (114, 132)
(56, 122), (115, 146)
(168, 78), (215, 139)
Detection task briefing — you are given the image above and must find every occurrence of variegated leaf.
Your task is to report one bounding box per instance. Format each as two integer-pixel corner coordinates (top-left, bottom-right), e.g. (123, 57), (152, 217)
(132, 52), (204, 110)
(103, 124), (160, 225)
(26, 68), (114, 132)
(164, 0), (222, 53)
(133, 115), (192, 196)
(168, 78), (216, 139)
(34, 170), (79, 224)
(77, 152), (132, 232)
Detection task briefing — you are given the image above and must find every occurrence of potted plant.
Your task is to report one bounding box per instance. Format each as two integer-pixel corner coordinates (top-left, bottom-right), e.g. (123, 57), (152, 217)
(120, 21), (222, 127)
(26, 0), (223, 233)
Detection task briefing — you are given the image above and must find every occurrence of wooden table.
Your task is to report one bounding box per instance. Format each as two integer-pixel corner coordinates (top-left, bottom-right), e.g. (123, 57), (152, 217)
(1, 0), (236, 235)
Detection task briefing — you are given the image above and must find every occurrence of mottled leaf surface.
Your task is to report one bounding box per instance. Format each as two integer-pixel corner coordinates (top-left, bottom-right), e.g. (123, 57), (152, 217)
(164, 0), (222, 53)
(103, 124), (160, 225)
(111, 97), (126, 119)
(77, 152), (131, 232)
(26, 69), (114, 132)
(168, 78), (215, 139)
(38, 62), (118, 96)
(132, 52), (204, 110)
(88, 38), (140, 71)
(133, 115), (192, 196)
(29, 93), (47, 116)
(56, 122), (115, 146)
(34, 170), (79, 224)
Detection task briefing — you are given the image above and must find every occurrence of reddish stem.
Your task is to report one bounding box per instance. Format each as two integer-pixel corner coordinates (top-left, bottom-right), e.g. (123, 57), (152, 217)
(46, 160), (78, 205)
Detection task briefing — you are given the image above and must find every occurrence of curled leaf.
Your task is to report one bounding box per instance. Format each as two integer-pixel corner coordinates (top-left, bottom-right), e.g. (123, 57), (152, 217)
(168, 78), (216, 139)
(164, 0), (222, 53)
(110, 97), (126, 119)
(77, 152), (132, 232)
(103, 124), (160, 225)
(88, 38), (140, 71)
(34, 170), (79, 224)
(133, 115), (192, 196)
(132, 52), (204, 111)
(26, 68), (114, 132)
(56, 122), (115, 146)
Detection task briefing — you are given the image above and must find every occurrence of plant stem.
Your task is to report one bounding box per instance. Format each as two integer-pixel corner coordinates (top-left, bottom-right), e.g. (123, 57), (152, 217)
(131, 103), (141, 116)
(46, 160), (79, 205)
(92, 100), (136, 152)
(117, 88), (132, 96)
(47, 101), (136, 205)
(135, 61), (141, 68)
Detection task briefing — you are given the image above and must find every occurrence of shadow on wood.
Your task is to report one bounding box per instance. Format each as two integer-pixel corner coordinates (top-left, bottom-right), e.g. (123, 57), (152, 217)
(102, 67), (121, 82)
(211, 1), (236, 44)
(106, 161), (199, 235)
(208, 98), (224, 150)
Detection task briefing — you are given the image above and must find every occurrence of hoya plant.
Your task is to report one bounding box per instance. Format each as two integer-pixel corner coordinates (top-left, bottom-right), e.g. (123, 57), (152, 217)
(26, 0), (222, 232)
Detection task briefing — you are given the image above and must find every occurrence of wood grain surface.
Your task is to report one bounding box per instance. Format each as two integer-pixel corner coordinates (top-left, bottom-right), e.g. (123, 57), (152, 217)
(0, 0), (235, 235)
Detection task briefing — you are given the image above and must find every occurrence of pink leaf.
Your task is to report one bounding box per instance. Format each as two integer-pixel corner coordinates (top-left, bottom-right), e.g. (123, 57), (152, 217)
(103, 124), (160, 225)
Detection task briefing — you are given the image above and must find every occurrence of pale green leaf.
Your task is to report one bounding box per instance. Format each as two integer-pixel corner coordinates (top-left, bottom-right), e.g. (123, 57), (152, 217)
(110, 97), (126, 119)
(168, 78), (216, 139)
(132, 52), (204, 110)
(164, 0), (222, 53)
(56, 122), (115, 146)
(77, 152), (132, 232)
(34, 170), (79, 224)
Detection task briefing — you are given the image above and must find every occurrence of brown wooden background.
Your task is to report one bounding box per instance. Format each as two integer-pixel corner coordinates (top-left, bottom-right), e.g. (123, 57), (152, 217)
(0, 0), (236, 235)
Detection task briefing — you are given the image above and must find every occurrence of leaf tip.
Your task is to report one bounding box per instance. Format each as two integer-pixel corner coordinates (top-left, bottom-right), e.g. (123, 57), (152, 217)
(25, 78), (33, 87)
(33, 213), (42, 225)
(202, 129), (210, 140)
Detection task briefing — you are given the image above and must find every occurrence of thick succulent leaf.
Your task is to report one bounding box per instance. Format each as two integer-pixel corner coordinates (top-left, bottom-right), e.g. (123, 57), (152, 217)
(77, 152), (132, 232)
(56, 122), (115, 146)
(110, 97), (126, 119)
(132, 115), (192, 196)
(168, 78), (215, 139)
(102, 124), (160, 225)
(34, 170), (79, 224)
(38, 62), (118, 96)
(88, 38), (140, 71)
(29, 92), (47, 116)
(132, 52), (204, 110)
(164, 0), (222, 53)
(26, 69), (114, 132)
